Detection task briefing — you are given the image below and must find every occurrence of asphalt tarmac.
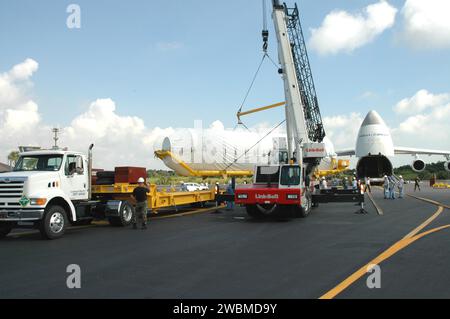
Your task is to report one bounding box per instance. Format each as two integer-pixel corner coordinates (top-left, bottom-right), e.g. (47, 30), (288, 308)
(0, 184), (449, 299)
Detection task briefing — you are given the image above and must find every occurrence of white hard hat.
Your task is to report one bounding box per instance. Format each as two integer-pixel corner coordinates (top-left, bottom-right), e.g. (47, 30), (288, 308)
(138, 177), (145, 183)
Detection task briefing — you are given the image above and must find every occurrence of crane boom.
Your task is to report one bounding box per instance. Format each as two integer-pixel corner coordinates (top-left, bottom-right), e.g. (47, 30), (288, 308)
(284, 3), (325, 143)
(272, 0), (326, 161)
(272, 0), (309, 160)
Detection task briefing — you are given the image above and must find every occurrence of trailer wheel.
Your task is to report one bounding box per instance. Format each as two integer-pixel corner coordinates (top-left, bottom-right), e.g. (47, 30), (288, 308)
(39, 205), (68, 240)
(0, 222), (14, 239)
(108, 201), (134, 227)
(246, 205), (266, 219)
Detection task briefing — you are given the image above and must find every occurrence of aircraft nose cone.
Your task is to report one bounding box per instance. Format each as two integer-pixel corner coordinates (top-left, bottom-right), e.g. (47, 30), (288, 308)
(362, 110), (384, 126)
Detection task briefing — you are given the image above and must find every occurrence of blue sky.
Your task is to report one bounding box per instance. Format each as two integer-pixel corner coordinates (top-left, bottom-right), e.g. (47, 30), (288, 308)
(1, 0), (448, 129)
(1, 0), (450, 168)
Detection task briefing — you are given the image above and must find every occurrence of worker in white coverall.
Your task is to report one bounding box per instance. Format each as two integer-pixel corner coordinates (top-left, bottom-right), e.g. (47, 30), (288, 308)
(398, 176), (405, 199)
(383, 175), (390, 199)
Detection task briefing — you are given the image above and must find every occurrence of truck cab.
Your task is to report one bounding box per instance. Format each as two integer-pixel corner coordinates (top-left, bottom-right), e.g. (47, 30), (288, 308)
(235, 164), (312, 219)
(0, 150), (91, 239)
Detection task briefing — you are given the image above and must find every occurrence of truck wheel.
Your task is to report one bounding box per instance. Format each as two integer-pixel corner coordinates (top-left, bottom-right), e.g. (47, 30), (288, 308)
(0, 222), (14, 239)
(246, 205), (266, 219)
(297, 191), (312, 218)
(108, 201), (134, 227)
(39, 205), (68, 240)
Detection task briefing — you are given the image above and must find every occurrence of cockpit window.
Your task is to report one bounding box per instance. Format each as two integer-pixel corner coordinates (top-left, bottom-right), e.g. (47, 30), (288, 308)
(14, 155), (63, 172)
(280, 166), (301, 186)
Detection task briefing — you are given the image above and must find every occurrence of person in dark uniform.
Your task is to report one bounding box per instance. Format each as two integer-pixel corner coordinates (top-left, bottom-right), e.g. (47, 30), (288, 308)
(414, 176), (421, 192)
(132, 177), (150, 230)
(214, 182), (221, 207)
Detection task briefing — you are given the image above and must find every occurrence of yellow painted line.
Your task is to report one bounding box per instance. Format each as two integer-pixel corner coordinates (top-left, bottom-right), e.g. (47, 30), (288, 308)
(403, 206), (444, 239)
(92, 221), (109, 226)
(321, 192), (449, 299)
(408, 194), (450, 210)
(320, 223), (450, 299)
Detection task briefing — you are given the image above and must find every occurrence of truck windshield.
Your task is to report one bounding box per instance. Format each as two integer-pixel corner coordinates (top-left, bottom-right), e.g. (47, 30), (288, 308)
(280, 166), (301, 186)
(14, 155), (63, 172)
(255, 166), (280, 184)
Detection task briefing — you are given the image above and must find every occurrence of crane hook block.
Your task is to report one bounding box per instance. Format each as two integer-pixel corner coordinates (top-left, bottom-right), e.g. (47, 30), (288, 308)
(262, 30), (269, 51)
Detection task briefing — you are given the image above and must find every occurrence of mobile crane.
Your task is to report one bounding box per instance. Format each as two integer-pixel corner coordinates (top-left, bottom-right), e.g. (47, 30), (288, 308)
(235, 1), (359, 218)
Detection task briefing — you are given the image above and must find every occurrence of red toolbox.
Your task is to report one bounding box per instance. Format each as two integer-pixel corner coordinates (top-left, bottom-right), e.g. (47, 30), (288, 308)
(114, 167), (147, 184)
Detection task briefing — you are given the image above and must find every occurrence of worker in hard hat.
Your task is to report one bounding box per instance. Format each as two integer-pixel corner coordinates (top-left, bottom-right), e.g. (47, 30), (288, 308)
(226, 181), (235, 211)
(398, 175), (405, 198)
(342, 177), (348, 190)
(131, 177), (150, 230)
(383, 175), (390, 199)
(320, 177), (327, 190)
(364, 177), (372, 193)
(388, 176), (396, 200)
(352, 177), (358, 191)
(214, 182), (221, 207)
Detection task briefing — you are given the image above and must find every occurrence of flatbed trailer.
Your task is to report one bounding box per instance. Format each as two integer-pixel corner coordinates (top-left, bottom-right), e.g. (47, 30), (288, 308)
(92, 184), (216, 213)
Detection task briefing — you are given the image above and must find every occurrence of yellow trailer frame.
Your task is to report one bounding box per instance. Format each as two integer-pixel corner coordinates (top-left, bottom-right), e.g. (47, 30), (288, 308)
(92, 184), (216, 213)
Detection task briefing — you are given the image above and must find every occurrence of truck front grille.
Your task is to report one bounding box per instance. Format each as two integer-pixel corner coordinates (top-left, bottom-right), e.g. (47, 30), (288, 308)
(0, 178), (26, 209)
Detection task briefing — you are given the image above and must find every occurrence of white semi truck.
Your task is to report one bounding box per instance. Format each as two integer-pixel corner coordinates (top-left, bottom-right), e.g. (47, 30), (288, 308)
(0, 145), (134, 239)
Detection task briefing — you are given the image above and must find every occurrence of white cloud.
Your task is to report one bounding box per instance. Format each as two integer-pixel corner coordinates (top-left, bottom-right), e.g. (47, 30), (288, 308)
(0, 59), (175, 169)
(156, 41), (184, 51)
(0, 59), (283, 170)
(400, 0), (450, 49)
(3, 101), (40, 130)
(0, 58), (39, 109)
(357, 91), (377, 100)
(323, 113), (363, 150)
(7, 58), (39, 81)
(309, 0), (397, 55)
(394, 89), (450, 114)
(0, 59), (42, 139)
(393, 90), (450, 148)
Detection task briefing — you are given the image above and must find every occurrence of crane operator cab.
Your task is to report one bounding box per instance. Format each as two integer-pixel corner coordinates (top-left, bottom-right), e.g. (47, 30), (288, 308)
(280, 165), (301, 187)
(254, 165), (303, 189)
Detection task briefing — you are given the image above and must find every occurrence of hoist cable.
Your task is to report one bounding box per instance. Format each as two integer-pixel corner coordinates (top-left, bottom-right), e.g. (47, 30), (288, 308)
(237, 54), (267, 115)
(225, 119), (286, 170)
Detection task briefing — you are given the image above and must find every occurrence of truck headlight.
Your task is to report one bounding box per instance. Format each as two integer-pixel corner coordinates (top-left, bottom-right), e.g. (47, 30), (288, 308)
(30, 198), (47, 206)
(287, 194), (299, 200)
(237, 194), (248, 200)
